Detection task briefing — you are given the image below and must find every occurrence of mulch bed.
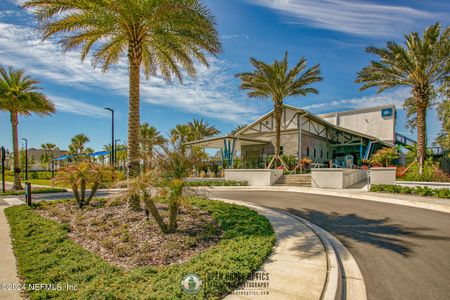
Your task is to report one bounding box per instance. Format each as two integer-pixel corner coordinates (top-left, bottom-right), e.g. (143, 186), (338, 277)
(36, 198), (221, 270)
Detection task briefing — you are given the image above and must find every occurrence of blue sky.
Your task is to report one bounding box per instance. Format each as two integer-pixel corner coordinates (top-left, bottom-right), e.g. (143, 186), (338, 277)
(0, 0), (448, 151)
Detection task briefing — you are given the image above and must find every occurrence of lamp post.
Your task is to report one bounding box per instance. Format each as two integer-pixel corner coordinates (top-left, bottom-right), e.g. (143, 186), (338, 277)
(115, 139), (121, 168)
(1, 146), (6, 192)
(105, 108), (115, 167)
(21, 138), (28, 181)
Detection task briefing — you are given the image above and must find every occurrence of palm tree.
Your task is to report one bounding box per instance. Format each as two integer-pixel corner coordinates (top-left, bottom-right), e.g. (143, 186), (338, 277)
(140, 123), (166, 171)
(23, 0), (222, 178)
(236, 52), (322, 168)
(231, 124), (247, 135)
(170, 124), (194, 155)
(68, 134), (90, 160)
(356, 23), (449, 175)
(41, 143), (59, 170)
(0, 66), (55, 190)
(188, 118), (220, 140)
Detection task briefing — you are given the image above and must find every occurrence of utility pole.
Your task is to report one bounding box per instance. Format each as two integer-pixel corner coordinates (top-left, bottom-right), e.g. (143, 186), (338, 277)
(1, 146), (5, 192)
(105, 108), (115, 167)
(21, 138), (28, 181)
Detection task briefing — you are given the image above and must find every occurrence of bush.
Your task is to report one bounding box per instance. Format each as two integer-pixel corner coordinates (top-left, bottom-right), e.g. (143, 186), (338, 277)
(370, 184), (450, 198)
(184, 180), (248, 187)
(5, 198), (275, 299)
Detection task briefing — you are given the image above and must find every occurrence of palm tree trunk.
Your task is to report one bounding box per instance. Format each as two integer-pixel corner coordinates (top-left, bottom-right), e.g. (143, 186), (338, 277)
(10, 112), (22, 190)
(127, 50), (142, 179)
(273, 101), (283, 165)
(416, 104), (427, 175)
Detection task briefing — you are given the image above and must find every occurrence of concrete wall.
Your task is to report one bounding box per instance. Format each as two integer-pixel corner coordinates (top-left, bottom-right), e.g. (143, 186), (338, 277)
(224, 169), (283, 186)
(319, 105), (395, 144)
(311, 168), (368, 189)
(369, 167), (396, 185)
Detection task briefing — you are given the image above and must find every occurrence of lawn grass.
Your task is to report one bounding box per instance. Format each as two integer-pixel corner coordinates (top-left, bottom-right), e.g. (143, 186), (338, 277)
(5, 198), (275, 299)
(1, 187), (67, 196)
(5, 176), (55, 187)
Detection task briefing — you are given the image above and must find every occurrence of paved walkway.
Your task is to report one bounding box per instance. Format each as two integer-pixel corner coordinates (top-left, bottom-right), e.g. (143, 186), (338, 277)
(200, 186), (450, 214)
(218, 199), (329, 300)
(0, 201), (21, 300)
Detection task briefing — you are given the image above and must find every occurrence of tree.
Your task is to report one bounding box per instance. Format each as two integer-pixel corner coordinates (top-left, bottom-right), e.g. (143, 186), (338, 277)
(231, 124), (247, 135)
(68, 134), (90, 160)
(236, 52), (322, 168)
(170, 124), (194, 154)
(356, 23), (449, 175)
(188, 118), (220, 140)
(53, 162), (113, 208)
(0, 66), (55, 190)
(40, 143), (59, 170)
(140, 123), (166, 171)
(24, 0), (222, 178)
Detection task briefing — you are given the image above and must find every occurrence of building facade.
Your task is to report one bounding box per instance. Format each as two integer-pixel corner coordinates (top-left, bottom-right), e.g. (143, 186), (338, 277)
(187, 104), (397, 169)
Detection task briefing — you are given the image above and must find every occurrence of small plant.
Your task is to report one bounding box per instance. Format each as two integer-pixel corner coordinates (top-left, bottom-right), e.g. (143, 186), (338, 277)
(370, 184), (450, 198)
(370, 147), (399, 167)
(53, 162), (113, 208)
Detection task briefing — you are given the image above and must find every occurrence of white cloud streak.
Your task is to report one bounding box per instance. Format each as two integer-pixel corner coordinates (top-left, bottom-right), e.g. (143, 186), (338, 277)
(248, 0), (436, 37)
(0, 22), (260, 123)
(304, 88), (410, 112)
(50, 95), (110, 118)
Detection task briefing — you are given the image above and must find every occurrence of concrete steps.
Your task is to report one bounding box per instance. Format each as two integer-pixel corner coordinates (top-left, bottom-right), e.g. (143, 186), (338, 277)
(275, 174), (312, 187)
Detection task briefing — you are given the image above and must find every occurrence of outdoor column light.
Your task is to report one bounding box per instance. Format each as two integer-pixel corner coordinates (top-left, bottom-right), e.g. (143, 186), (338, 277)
(21, 138), (28, 181)
(105, 108), (115, 167)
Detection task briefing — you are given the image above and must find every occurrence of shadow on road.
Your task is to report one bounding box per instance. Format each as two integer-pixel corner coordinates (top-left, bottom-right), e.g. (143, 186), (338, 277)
(287, 208), (450, 257)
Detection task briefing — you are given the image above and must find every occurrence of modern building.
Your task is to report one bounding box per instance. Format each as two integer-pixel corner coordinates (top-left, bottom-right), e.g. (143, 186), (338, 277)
(187, 104), (399, 168)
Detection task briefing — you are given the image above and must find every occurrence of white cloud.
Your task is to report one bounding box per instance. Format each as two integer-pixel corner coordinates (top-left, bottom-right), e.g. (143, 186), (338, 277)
(0, 22), (260, 123)
(248, 0), (436, 37)
(50, 95), (110, 118)
(304, 88), (410, 112)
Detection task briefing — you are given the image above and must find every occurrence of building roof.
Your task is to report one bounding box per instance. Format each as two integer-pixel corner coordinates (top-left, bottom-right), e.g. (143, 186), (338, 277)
(318, 104), (396, 118)
(185, 135), (270, 149)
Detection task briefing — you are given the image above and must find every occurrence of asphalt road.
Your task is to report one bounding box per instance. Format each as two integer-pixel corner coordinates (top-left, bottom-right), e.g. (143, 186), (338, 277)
(209, 190), (450, 300)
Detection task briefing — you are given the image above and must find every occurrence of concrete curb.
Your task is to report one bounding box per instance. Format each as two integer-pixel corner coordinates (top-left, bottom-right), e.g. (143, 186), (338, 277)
(280, 210), (367, 300)
(204, 186), (450, 214)
(210, 198), (344, 300)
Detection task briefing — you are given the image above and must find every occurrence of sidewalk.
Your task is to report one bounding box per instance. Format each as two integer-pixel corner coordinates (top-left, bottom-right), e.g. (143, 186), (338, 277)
(0, 201), (21, 300)
(217, 199), (329, 300)
(203, 186), (450, 214)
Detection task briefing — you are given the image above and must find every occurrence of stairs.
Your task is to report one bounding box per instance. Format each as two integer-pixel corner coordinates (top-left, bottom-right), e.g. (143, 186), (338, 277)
(275, 174), (312, 187)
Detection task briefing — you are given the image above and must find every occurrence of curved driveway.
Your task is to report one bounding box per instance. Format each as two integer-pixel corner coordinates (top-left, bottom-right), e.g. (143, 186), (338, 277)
(209, 190), (450, 300)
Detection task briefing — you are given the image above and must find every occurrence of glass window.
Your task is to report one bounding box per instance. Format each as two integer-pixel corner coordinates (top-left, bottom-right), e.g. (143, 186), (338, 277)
(313, 148), (316, 157)
(306, 147), (309, 156)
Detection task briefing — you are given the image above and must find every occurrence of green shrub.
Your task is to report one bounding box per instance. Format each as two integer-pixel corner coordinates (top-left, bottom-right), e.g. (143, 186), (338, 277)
(370, 184), (449, 198)
(184, 180), (248, 187)
(5, 198), (274, 299)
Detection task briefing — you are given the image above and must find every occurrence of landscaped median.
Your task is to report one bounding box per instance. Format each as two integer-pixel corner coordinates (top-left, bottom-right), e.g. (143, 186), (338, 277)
(4, 198), (275, 299)
(370, 184), (450, 198)
(0, 187), (67, 196)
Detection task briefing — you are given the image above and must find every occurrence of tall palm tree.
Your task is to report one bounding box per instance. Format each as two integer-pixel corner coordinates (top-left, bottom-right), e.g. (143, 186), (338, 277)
(0, 66), (55, 190)
(140, 123), (167, 171)
(68, 134), (90, 160)
(236, 52), (322, 168)
(23, 0), (222, 178)
(41, 143), (59, 170)
(188, 118), (220, 140)
(356, 23), (449, 175)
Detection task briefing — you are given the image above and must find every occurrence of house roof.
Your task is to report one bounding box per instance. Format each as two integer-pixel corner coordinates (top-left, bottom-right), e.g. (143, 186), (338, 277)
(235, 104), (394, 147)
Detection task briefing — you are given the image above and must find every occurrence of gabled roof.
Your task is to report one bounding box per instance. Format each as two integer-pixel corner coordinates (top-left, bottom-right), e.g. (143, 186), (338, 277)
(235, 104), (394, 147)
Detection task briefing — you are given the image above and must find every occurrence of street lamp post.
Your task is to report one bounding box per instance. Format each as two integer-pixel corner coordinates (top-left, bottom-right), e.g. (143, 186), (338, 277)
(105, 108), (115, 167)
(115, 139), (121, 168)
(21, 138), (28, 181)
(1, 146), (6, 193)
